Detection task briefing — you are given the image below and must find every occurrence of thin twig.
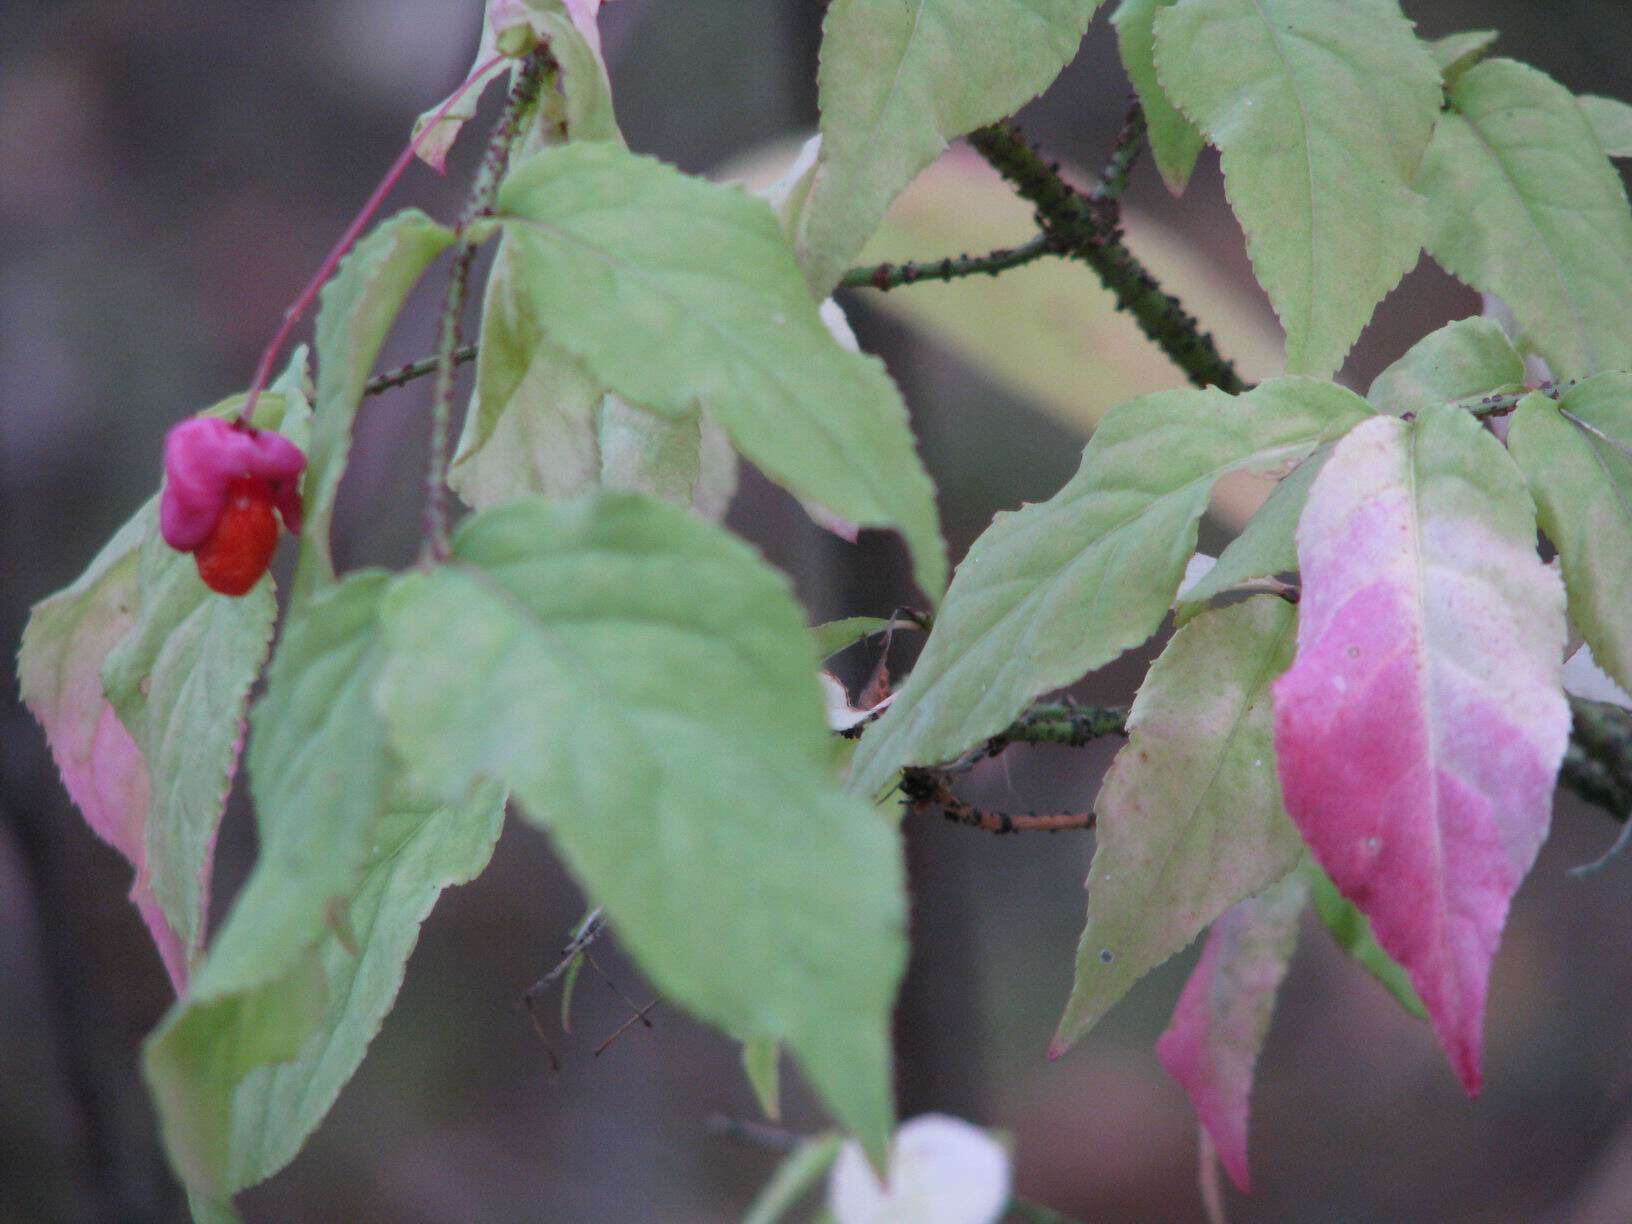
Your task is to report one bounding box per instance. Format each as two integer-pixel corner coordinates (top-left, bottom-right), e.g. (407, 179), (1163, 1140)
(593, 999), (659, 1056)
(364, 344), (478, 397)
(840, 234), (1054, 292)
(900, 767), (1097, 834)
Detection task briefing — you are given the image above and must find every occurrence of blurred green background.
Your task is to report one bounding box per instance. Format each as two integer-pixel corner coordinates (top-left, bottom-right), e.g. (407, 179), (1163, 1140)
(5, 2), (1632, 1220)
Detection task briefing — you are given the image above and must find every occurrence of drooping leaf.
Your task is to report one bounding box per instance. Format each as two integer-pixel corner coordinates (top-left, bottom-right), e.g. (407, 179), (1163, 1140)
(795, 0), (1101, 295)
(373, 494), (908, 1159)
(1302, 860), (1425, 1020)
(743, 1039), (782, 1122)
(1112, 0), (1204, 194)
(1429, 31), (1498, 84)
(493, 142), (946, 601)
(1053, 597), (1302, 1054)
(145, 572), (401, 1198)
(100, 517), (276, 974)
(1272, 405), (1569, 1093)
(412, 7), (509, 172)
(1508, 376), (1632, 696)
(1155, 873), (1307, 1193)
(1366, 317), (1527, 417)
(1578, 94), (1632, 159)
(1173, 444), (1334, 625)
(297, 211), (455, 604)
(18, 504), (185, 987)
(1418, 59), (1632, 380)
(1152, 0), (1440, 377)
(849, 378), (1370, 799)
(20, 380), (309, 992)
(215, 784), (502, 1195)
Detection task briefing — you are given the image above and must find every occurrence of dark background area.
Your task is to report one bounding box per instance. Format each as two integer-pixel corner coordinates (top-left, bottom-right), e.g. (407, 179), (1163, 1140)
(5, 2), (1632, 1220)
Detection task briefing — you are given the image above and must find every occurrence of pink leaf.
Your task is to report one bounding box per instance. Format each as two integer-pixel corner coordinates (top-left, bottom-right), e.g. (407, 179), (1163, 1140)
(1272, 407), (1568, 1094)
(18, 516), (187, 990)
(1157, 874), (1306, 1194)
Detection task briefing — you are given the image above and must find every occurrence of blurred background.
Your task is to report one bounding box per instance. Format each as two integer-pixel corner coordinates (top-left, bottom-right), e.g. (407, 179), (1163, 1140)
(5, 2), (1632, 1220)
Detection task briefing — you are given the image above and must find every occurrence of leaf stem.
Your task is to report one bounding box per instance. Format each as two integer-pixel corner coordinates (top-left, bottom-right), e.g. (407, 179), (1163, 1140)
(238, 52), (508, 426)
(967, 118), (1247, 395)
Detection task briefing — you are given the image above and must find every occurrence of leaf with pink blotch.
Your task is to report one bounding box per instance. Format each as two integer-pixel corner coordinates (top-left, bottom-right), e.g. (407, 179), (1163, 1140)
(1272, 404), (1569, 1094)
(18, 505), (187, 989)
(20, 382), (307, 991)
(1156, 873), (1307, 1193)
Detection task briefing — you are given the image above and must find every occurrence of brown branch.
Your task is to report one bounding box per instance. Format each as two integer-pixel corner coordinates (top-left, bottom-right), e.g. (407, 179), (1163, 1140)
(900, 766), (1096, 834)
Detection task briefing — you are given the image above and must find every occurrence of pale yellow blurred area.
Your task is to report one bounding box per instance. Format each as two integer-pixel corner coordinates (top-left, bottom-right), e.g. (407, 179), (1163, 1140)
(726, 139), (1292, 530)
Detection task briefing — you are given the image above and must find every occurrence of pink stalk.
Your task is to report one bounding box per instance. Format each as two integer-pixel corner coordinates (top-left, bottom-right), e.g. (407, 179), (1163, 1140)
(238, 53), (509, 424)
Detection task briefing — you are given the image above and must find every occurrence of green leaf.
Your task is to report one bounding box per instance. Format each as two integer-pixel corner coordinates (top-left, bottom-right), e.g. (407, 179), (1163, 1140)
(1508, 376), (1632, 696)
(599, 396), (737, 519)
(373, 494), (908, 1159)
(1303, 861), (1426, 1019)
(449, 244), (737, 519)
(812, 616), (906, 660)
(218, 783), (503, 1193)
(296, 211), (455, 604)
(1578, 94), (1632, 159)
(493, 142), (947, 602)
(1366, 317), (1526, 417)
(101, 516), (276, 971)
(1152, 0), (1441, 377)
(744, 1133), (844, 1224)
(795, 0), (1102, 295)
(1053, 596), (1303, 1053)
(849, 378), (1371, 798)
(1174, 443), (1333, 625)
(1429, 31), (1498, 85)
(743, 1038), (782, 1121)
(449, 237), (605, 510)
(1112, 0), (1204, 194)
(145, 573), (396, 1196)
(1419, 59), (1632, 380)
